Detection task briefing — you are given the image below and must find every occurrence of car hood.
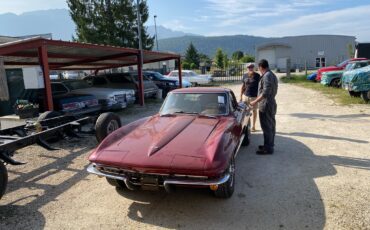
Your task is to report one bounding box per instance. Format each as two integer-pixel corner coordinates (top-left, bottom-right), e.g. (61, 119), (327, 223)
(71, 88), (126, 98)
(91, 114), (228, 175)
(319, 66), (342, 73)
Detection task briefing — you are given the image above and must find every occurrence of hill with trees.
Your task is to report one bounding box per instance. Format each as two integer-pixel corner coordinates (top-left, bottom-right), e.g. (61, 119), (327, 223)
(158, 35), (273, 57)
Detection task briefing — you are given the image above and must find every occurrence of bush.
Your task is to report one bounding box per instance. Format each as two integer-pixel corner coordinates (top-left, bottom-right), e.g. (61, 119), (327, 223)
(182, 62), (190, 70)
(190, 63), (197, 70)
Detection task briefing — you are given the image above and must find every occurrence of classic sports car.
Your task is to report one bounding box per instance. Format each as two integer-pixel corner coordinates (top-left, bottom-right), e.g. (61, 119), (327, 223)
(87, 87), (251, 198)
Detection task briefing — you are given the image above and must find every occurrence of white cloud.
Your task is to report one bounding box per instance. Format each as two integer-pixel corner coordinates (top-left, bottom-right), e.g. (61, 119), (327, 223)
(253, 4), (370, 41)
(162, 19), (193, 31)
(0, 0), (67, 14)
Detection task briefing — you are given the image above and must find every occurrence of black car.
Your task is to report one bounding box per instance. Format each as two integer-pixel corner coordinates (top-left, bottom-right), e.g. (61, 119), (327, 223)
(21, 88), (101, 116)
(143, 71), (178, 97)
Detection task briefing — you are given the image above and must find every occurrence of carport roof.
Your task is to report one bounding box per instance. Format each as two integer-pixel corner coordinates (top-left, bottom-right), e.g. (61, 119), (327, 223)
(0, 37), (180, 70)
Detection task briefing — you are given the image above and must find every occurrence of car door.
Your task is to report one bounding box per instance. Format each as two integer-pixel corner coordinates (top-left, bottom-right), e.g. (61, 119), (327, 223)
(229, 91), (247, 136)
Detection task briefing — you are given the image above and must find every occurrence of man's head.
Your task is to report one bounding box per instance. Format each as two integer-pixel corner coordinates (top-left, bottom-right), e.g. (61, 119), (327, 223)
(258, 59), (269, 74)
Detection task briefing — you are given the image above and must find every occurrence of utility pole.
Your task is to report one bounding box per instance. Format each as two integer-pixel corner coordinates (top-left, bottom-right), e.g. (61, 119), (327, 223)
(154, 15), (159, 51)
(136, 0), (144, 105)
(154, 15), (161, 70)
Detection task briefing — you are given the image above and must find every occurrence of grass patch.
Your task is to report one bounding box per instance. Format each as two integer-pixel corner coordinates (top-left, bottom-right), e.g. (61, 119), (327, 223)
(281, 74), (367, 105)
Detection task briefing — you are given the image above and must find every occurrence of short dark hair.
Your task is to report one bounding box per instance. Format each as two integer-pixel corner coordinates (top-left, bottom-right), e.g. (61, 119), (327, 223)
(258, 59), (269, 69)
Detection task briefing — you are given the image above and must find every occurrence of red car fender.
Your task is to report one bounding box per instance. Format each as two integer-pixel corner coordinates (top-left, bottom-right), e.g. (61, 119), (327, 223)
(88, 116), (151, 162)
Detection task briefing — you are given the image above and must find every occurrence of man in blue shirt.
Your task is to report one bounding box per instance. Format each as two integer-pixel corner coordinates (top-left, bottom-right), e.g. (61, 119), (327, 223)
(250, 59), (278, 154)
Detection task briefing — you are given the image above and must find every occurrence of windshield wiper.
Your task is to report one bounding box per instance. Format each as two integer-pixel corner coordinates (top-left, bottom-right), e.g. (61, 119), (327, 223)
(160, 113), (176, 117)
(174, 111), (198, 114)
(198, 113), (217, 119)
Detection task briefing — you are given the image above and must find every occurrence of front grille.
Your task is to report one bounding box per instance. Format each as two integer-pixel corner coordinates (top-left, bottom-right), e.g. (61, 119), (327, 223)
(96, 164), (208, 186)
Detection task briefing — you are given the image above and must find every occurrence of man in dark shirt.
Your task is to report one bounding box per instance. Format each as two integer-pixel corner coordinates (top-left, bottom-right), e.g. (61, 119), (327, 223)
(240, 63), (260, 131)
(250, 59), (278, 154)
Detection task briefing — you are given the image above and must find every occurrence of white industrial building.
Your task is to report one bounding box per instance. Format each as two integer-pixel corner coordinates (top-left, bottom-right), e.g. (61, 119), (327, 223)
(255, 35), (356, 71)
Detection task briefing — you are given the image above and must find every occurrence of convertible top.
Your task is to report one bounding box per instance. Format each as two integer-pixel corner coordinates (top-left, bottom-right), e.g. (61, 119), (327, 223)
(172, 87), (231, 93)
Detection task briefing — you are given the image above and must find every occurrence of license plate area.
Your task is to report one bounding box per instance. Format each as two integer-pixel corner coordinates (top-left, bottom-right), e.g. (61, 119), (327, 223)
(140, 176), (159, 190)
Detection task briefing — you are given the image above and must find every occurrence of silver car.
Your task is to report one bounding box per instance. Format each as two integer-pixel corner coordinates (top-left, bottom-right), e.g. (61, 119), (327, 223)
(51, 80), (133, 111)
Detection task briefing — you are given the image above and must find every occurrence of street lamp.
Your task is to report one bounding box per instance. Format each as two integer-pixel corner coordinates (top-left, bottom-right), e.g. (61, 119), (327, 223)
(154, 15), (159, 51)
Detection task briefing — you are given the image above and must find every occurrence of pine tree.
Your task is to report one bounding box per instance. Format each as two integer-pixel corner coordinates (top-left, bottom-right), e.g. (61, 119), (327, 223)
(184, 42), (200, 68)
(214, 48), (224, 69)
(67, 0), (154, 49)
(232, 50), (244, 60)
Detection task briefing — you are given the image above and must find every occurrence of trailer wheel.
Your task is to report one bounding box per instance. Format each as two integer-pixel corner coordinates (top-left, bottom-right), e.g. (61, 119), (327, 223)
(0, 162), (8, 199)
(37, 111), (62, 122)
(95, 112), (121, 143)
(37, 111), (63, 142)
(361, 91), (370, 102)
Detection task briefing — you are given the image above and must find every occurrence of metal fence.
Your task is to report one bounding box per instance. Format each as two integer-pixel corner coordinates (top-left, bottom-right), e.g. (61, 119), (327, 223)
(211, 64), (245, 82)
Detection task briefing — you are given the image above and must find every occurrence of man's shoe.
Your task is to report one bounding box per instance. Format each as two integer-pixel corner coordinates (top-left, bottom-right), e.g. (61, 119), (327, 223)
(258, 145), (264, 150)
(256, 149), (273, 155)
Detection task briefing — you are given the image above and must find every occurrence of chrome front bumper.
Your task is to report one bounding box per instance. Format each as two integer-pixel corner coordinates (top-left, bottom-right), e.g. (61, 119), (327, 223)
(87, 163), (230, 192)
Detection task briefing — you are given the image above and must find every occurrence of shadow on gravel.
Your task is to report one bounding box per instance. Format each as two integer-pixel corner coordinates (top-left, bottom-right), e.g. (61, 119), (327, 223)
(290, 113), (370, 120)
(116, 134), (340, 230)
(0, 142), (92, 229)
(277, 131), (368, 144)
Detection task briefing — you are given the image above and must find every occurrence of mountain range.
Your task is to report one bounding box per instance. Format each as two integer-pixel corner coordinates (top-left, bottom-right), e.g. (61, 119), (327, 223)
(0, 8), (272, 56)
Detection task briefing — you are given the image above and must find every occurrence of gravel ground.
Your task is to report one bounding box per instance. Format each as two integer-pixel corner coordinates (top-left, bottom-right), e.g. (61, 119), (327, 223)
(0, 82), (369, 230)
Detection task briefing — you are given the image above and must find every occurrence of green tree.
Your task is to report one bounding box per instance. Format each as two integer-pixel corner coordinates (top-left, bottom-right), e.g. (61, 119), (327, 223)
(199, 53), (211, 65)
(241, 54), (255, 63)
(182, 61), (190, 70)
(347, 43), (355, 58)
(214, 48), (224, 69)
(223, 53), (229, 68)
(184, 42), (200, 68)
(190, 63), (197, 70)
(67, 0), (154, 49)
(232, 50), (244, 60)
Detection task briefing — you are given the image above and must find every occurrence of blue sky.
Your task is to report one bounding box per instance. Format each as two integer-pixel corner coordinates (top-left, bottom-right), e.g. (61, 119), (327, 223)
(1, 0), (370, 41)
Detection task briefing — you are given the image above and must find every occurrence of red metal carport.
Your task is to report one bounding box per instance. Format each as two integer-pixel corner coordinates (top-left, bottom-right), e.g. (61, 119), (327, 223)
(0, 37), (182, 110)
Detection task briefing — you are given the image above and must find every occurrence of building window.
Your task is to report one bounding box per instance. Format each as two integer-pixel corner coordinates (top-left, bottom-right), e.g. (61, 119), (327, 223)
(316, 57), (326, 67)
(321, 57), (326, 67)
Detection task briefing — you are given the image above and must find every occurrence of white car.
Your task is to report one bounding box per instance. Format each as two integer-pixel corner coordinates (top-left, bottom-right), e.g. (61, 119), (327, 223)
(166, 70), (213, 86)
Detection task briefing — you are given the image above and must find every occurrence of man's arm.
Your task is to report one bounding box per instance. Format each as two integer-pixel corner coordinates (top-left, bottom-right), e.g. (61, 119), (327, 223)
(240, 83), (245, 101)
(250, 72), (272, 106)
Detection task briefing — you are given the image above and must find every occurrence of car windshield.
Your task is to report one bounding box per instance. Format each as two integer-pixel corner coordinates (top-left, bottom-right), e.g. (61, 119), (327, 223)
(189, 71), (197, 76)
(336, 60), (349, 67)
(170, 71), (178, 77)
(107, 74), (131, 83)
(152, 72), (166, 80)
(63, 81), (90, 90)
(345, 63), (355, 70)
(160, 93), (228, 116)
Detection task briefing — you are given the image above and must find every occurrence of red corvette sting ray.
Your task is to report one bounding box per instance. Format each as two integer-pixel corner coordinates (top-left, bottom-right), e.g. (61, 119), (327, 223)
(87, 87), (251, 198)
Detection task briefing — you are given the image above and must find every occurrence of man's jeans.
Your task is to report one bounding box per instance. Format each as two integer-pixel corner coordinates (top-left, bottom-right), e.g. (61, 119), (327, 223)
(259, 110), (276, 153)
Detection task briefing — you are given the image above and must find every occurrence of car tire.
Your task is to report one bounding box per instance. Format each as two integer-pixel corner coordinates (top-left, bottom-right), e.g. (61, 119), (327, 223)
(330, 78), (341, 88)
(0, 161), (8, 200)
(37, 111), (62, 122)
(214, 157), (235, 198)
(106, 178), (126, 189)
(95, 112), (121, 143)
(37, 111), (63, 142)
(360, 91), (370, 102)
(242, 123), (250, 146)
(348, 91), (361, 97)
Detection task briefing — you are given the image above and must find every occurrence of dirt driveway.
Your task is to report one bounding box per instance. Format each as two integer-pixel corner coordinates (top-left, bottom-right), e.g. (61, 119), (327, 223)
(1, 82), (369, 230)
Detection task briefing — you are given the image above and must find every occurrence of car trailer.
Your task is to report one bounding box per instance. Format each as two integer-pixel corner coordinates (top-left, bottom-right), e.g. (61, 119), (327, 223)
(0, 111), (121, 199)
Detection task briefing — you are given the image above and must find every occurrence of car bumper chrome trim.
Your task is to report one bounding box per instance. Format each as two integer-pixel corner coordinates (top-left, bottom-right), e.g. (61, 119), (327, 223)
(87, 163), (230, 192)
(163, 173), (230, 192)
(87, 164), (137, 190)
